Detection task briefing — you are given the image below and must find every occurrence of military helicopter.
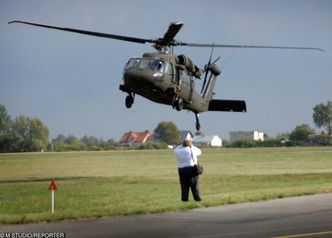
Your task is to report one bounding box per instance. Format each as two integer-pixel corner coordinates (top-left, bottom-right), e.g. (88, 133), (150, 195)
(9, 20), (323, 131)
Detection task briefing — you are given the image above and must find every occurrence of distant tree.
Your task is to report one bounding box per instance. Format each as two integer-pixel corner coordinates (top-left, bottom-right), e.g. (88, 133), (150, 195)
(53, 134), (66, 143)
(0, 104), (14, 152)
(52, 134), (66, 151)
(289, 124), (315, 143)
(317, 132), (332, 146)
(154, 121), (180, 145)
(52, 134), (84, 151)
(81, 135), (108, 150)
(65, 137), (83, 151)
(0, 104), (11, 133)
(275, 133), (290, 141)
(63, 134), (78, 144)
(0, 105), (51, 152)
(313, 101), (332, 135)
(81, 135), (99, 147)
(11, 115), (50, 151)
(101, 139), (118, 150)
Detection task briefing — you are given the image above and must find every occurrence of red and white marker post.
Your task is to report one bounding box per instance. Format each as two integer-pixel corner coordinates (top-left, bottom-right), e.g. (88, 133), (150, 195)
(48, 180), (57, 214)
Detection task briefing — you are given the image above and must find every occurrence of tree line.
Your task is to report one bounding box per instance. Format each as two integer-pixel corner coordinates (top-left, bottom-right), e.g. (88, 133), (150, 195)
(0, 105), (49, 152)
(51, 134), (118, 151)
(0, 101), (331, 152)
(226, 123), (331, 148)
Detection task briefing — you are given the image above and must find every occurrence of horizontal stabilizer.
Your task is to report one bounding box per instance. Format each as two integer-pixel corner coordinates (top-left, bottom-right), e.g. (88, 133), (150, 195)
(208, 99), (246, 112)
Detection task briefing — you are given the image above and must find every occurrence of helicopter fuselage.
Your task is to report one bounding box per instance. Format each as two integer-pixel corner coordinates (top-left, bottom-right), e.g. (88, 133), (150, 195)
(119, 52), (210, 114)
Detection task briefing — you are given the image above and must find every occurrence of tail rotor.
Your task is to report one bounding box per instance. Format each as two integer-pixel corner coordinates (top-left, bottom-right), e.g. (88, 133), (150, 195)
(200, 43), (221, 96)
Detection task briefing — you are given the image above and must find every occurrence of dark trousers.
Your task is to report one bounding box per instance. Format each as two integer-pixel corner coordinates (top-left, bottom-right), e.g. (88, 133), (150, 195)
(178, 166), (202, 201)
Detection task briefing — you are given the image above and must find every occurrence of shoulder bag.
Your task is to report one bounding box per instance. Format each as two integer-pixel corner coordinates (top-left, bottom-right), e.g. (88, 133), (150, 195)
(191, 148), (203, 176)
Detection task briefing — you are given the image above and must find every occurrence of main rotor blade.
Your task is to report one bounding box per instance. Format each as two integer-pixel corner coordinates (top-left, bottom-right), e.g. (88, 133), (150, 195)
(8, 20), (154, 44)
(159, 21), (183, 46)
(180, 42), (324, 52)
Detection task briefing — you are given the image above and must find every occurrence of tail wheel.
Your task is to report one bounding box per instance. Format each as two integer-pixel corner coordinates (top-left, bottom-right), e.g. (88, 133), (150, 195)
(195, 122), (201, 131)
(195, 113), (201, 131)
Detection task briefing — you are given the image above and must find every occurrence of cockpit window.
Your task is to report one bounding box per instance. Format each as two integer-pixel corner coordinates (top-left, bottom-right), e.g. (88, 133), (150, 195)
(138, 59), (164, 72)
(124, 58), (141, 70)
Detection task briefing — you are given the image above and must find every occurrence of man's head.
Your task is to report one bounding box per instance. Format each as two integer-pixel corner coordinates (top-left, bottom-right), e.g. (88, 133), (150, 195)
(182, 139), (192, 147)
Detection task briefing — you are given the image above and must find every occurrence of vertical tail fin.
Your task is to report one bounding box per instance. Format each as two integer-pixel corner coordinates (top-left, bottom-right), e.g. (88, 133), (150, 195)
(201, 63), (221, 101)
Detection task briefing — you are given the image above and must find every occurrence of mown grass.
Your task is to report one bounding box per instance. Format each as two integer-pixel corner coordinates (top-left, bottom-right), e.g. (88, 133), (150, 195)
(0, 147), (332, 224)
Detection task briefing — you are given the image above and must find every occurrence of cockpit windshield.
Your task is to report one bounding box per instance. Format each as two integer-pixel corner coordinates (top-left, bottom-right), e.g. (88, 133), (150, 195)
(138, 59), (164, 72)
(124, 58), (141, 70)
(124, 58), (165, 73)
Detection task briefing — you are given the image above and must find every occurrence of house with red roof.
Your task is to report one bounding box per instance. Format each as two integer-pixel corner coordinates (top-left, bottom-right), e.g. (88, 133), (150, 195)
(119, 130), (152, 147)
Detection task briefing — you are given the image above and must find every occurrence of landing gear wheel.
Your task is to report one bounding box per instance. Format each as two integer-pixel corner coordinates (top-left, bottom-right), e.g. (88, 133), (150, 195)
(174, 98), (183, 111)
(125, 93), (134, 108)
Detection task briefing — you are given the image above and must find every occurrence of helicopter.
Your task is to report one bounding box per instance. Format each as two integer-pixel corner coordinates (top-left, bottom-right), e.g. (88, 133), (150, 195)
(8, 20), (323, 131)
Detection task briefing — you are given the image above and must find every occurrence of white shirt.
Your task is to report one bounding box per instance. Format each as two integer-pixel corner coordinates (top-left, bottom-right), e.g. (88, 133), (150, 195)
(174, 145), (202, 168)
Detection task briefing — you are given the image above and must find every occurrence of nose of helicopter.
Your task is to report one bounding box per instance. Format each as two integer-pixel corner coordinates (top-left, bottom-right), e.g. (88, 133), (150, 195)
(123, 69), (163, 89)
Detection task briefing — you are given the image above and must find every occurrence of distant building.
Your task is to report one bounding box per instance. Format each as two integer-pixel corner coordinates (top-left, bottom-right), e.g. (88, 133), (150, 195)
(179, 130), (194, 142)
(192, 135), (222, 147)
(230, 131), (264, 142)
(119, 130), (152, 147)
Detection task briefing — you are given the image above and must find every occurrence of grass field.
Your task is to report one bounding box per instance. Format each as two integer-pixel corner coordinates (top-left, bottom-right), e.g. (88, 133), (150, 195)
(0, 147), (332, 224)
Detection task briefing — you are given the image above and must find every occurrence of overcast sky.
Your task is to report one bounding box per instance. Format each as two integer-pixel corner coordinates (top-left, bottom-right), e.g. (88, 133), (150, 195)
(1, 0), (331, 140)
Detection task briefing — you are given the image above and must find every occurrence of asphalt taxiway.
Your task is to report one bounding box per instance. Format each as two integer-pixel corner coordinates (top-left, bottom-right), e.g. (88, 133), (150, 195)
(1, 193), (332, 238)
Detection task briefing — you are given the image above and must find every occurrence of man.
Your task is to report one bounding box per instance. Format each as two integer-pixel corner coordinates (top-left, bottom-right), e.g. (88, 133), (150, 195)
(174, 139), (202, 202)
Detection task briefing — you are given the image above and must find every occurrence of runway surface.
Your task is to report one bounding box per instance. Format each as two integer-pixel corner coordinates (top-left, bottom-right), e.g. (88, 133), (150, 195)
(1, 193), (332, 238)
